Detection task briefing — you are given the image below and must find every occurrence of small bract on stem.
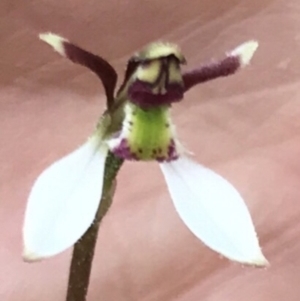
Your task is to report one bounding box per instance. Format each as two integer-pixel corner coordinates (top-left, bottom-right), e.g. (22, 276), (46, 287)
(22, 32), (267, 301)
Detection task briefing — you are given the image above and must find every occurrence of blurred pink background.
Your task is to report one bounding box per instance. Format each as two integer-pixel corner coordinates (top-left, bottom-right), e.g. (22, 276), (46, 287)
(1, 0), (300, 300)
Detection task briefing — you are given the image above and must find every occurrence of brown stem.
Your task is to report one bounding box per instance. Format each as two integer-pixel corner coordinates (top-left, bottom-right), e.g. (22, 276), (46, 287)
(66, 153), (123, 301)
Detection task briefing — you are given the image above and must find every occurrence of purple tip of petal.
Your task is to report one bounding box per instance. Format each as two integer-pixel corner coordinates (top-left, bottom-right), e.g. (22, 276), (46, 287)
(128, 80), (184, 108)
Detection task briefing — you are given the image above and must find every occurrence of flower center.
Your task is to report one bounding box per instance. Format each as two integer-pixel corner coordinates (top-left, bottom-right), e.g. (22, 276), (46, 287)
(107, 103), (179, 162)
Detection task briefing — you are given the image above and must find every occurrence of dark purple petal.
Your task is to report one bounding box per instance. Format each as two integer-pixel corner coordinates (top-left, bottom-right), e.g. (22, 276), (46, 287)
(39, 33), (118, 109)
(182, 40), (259, 92)
(62, 42), (117, 110)
(183, 56), (240, 92)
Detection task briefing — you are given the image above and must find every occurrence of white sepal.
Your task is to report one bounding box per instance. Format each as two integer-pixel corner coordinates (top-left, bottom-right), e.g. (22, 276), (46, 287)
(39, 32), (68, 56)
(160, 156), (268, 266)
(230, 40), (259, 67)
(23, 137), (108, 262)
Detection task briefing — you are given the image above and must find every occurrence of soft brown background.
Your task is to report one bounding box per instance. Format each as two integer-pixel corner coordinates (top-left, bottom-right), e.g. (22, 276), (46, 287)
(1, 0), (300, 300)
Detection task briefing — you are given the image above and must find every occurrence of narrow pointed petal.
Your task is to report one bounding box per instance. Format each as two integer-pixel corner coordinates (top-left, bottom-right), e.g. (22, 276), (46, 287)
(160, 156), (268, 266)
(230, 40), (258, 67)
(39, 32), (118, 110)
(183, 40), (259, 91)
(23, 137), (108, 261)
(39, 33), (67, 56)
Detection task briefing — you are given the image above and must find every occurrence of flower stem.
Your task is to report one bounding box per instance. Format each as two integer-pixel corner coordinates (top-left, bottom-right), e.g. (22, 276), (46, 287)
(66, 152), (123, 301)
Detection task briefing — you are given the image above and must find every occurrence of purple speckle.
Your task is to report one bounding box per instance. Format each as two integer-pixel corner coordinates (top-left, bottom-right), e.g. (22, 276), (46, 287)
(130, 152), (139, 161)
(155, 140), (178, 162)
(111, 138), (179, 162)
(112, 138), (139, 161)
(156, 156), (167, 162)
(167, 139), (178, 158)
(165, 139), (179, 162)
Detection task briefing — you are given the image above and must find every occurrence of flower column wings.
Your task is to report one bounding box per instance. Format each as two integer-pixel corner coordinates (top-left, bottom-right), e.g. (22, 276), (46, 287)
(23, 33), (268, 267)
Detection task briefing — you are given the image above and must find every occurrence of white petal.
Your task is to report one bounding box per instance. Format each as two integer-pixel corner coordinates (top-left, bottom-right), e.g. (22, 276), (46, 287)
(160, 156), (268, 266)
(23, 137), (108, 261)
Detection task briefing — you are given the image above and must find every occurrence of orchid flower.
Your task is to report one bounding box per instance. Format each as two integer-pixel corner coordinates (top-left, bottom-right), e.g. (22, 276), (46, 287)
(23, 33), (268, 267)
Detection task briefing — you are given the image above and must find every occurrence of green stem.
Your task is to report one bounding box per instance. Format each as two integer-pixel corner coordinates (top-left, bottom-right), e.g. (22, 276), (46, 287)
(66, 152), (123, 301)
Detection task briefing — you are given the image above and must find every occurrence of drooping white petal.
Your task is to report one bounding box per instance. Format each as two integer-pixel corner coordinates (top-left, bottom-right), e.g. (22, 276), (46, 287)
(160, 156), (268, 266)
(23, 137), (108, 262)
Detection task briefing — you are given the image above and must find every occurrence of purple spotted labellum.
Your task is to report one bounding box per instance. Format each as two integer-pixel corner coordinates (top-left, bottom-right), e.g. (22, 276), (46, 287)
(22, 33), (268, 267)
